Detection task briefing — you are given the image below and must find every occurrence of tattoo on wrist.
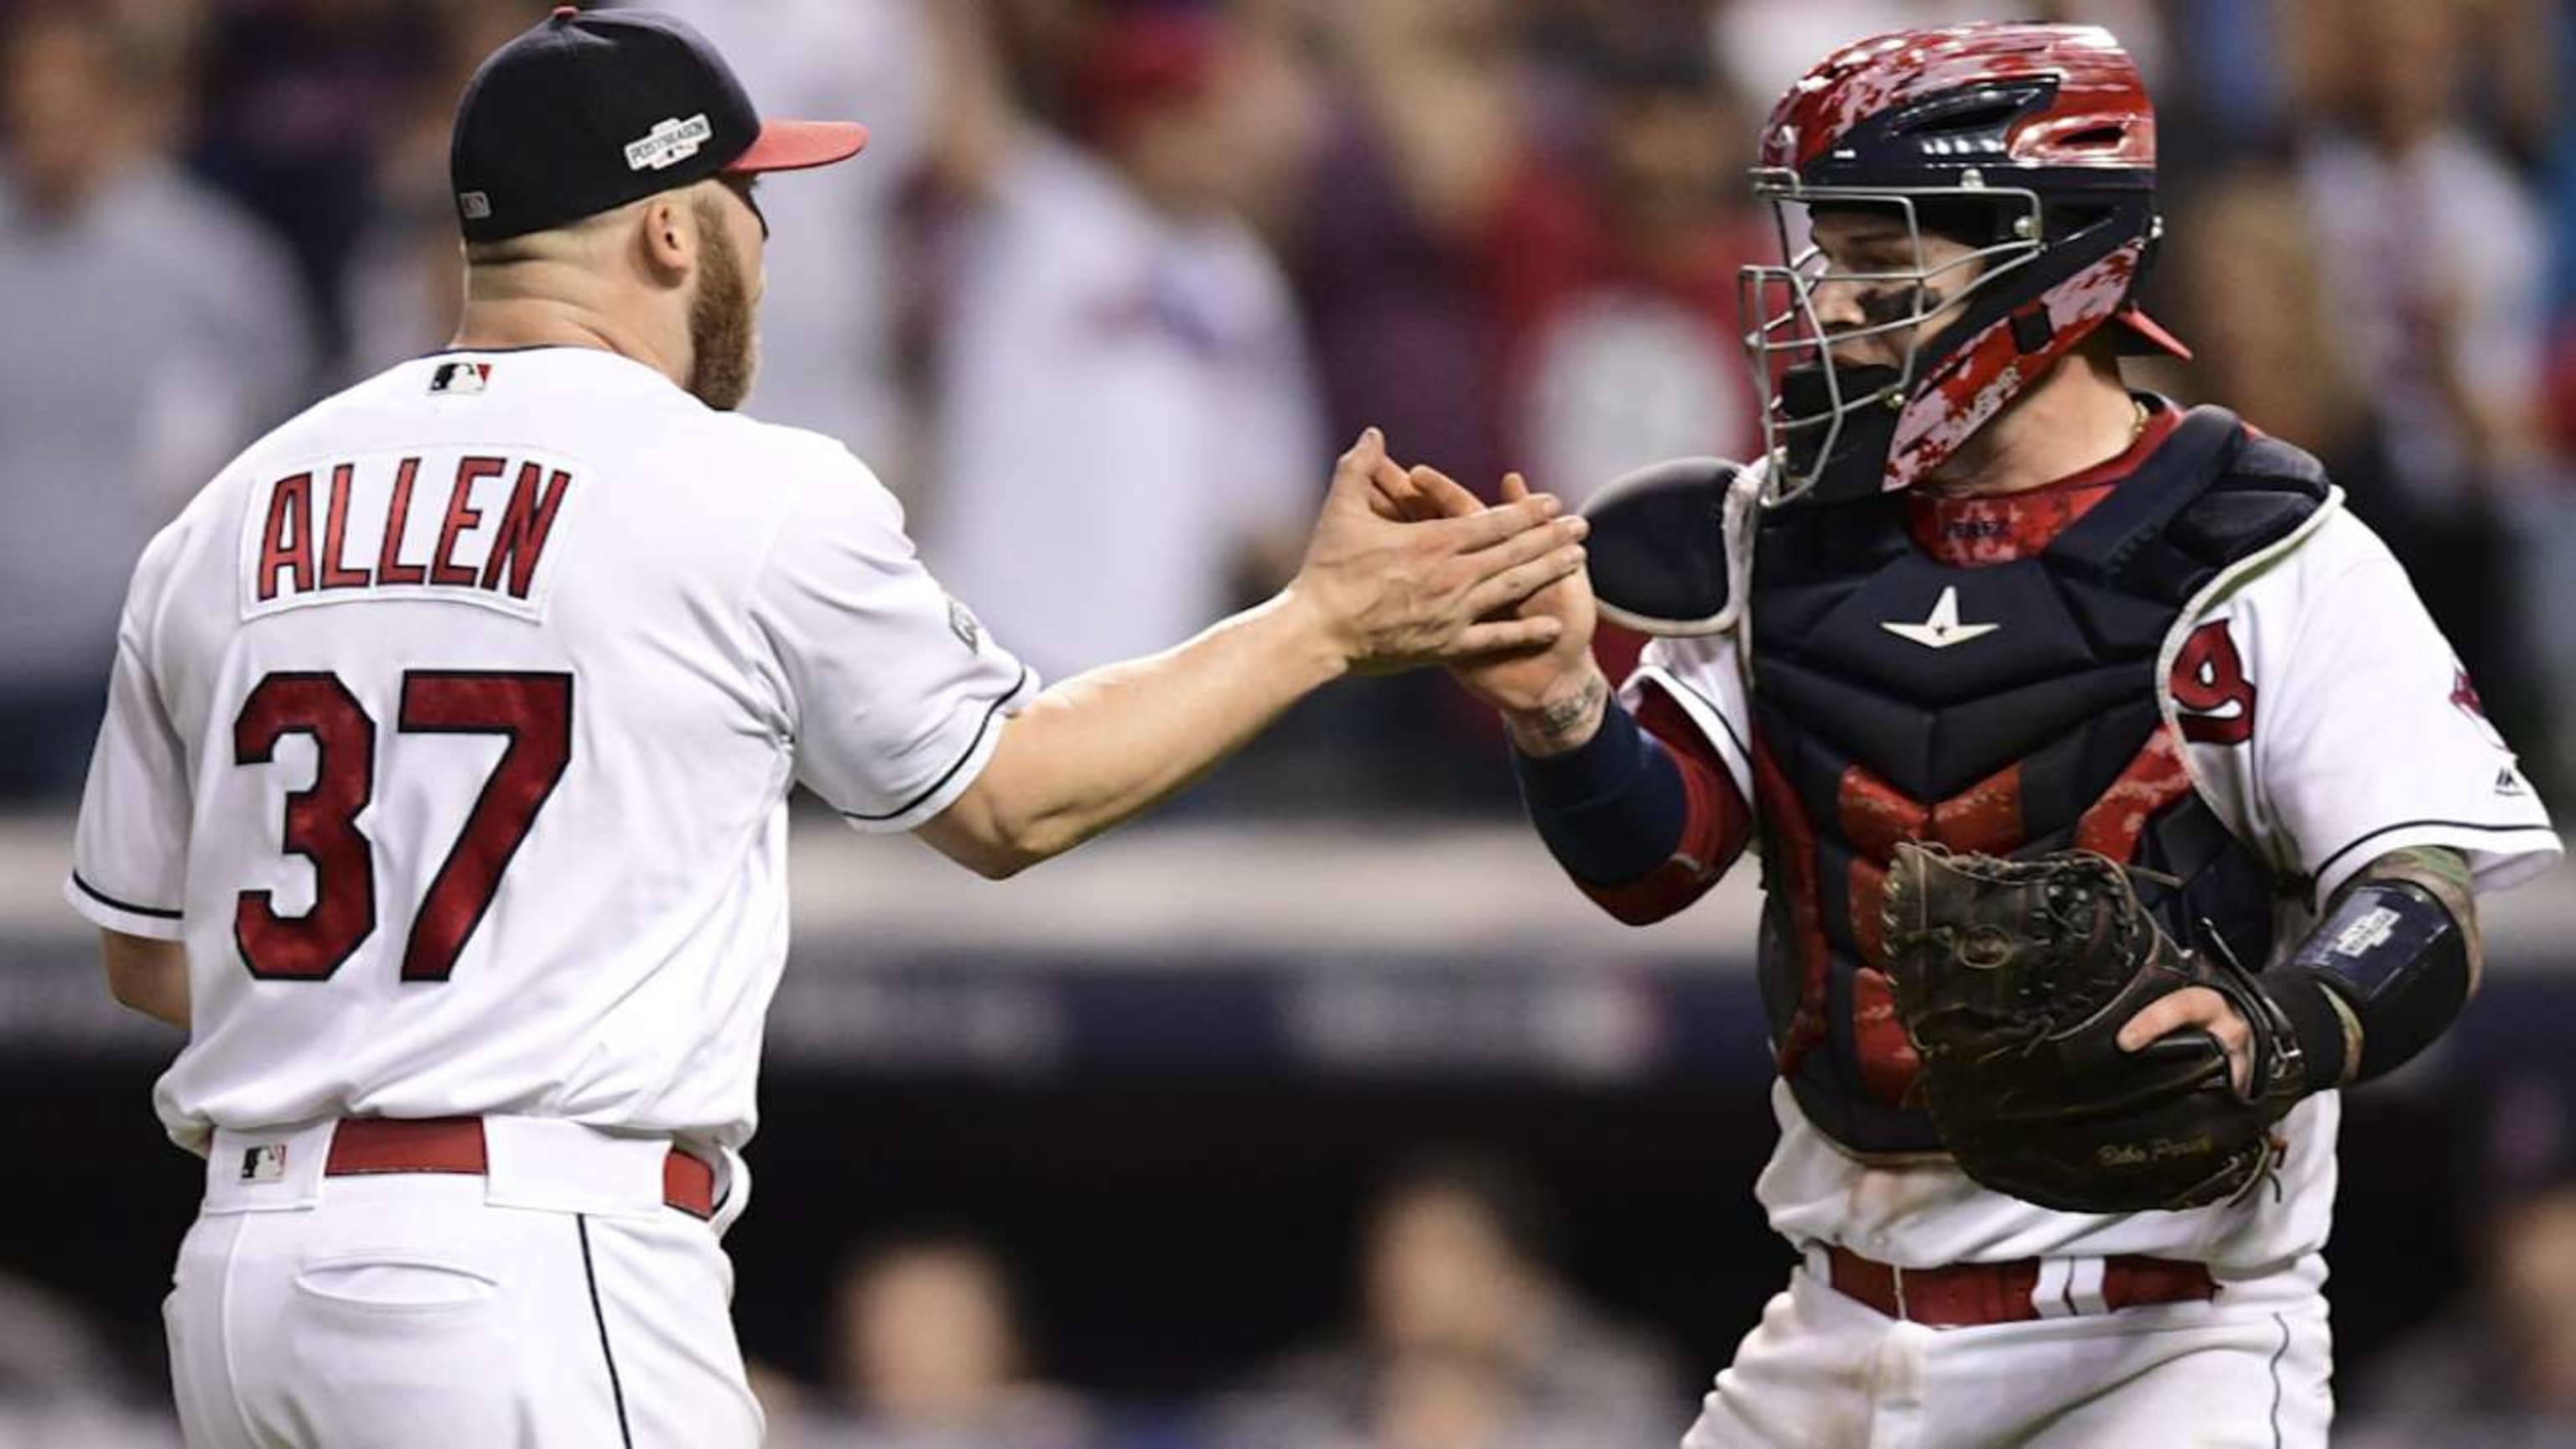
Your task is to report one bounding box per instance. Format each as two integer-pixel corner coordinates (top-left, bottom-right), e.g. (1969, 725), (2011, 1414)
(1533, 673), (1609, 740)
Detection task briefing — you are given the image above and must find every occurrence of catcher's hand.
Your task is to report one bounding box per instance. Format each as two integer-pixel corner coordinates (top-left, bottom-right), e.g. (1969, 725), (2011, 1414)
(1882, 843), (2308, 1214)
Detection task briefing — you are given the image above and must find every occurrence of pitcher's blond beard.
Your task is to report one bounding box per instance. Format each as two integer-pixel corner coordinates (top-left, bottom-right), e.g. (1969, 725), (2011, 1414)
(687, 197), (757, 412)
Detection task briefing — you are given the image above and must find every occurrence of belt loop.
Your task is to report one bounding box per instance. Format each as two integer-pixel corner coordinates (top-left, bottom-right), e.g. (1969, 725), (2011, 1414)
(706, 1145), (751, 1239)
(2069, 1256), (2111, 1316)
(2031, 1256), (2075, 1319)
(1891, 1264), (1910, 1323)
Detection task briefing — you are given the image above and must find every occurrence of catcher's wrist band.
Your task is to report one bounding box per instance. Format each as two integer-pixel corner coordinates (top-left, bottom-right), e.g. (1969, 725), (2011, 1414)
(2270, 876), (2474, 1089)
(1514, 699), (1688, 886)
(2256, 971), (2359, 1093)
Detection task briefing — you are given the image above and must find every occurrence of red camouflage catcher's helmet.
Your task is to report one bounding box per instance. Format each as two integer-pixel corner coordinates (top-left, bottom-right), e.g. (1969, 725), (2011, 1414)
(1741, 22), (2189, 506)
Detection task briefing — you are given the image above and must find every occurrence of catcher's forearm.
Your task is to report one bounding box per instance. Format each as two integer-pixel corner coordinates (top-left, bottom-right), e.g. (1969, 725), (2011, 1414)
(1513, 697), (1749, 924)
(2262, 846), (2480, 1091)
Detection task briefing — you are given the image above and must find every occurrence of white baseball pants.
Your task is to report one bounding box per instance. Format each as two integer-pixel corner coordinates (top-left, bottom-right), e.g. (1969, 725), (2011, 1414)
(1684, 1249), (2334, 1448)
(162, 1118), (761, 1448)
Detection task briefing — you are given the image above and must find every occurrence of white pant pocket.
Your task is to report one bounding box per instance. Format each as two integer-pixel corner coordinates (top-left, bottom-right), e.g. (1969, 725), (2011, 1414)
(294, 1254), (499, 1313)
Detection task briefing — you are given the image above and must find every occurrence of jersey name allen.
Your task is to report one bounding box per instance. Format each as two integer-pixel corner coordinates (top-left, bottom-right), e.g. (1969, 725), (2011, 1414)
(240, 447), (579, 623)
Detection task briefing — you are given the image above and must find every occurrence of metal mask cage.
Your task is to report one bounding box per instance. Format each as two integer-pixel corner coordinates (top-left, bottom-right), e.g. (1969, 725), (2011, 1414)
(1739, 169), (2049, 506)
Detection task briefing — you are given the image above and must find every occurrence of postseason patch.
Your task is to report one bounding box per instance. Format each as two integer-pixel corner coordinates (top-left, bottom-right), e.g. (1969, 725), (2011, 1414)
(626, 113), (713, 172)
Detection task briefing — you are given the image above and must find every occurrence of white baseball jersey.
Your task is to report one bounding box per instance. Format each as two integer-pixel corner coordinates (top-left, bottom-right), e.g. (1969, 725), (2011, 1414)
(66, 345), (1035, 1158)
(1629, 487), (2561, 1271)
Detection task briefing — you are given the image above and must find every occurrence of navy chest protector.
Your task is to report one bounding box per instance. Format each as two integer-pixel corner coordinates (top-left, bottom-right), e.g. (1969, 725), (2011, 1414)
(1744, 406), (2328, 1156)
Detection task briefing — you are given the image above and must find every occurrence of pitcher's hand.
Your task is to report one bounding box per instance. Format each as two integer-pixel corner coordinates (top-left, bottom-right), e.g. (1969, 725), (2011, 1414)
(1282, 429), (1588, 675)
(1382, 465), (1606, 755)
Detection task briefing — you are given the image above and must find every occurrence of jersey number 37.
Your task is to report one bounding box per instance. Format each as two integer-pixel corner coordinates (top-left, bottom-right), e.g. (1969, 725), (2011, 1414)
(233, 669), (572, 983)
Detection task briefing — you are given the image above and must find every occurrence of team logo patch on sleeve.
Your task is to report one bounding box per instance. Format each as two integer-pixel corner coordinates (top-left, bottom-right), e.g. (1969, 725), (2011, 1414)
(948, 598), (982, 651)
(2452, 665), (2511, 751)
(430, 361), (492, 396)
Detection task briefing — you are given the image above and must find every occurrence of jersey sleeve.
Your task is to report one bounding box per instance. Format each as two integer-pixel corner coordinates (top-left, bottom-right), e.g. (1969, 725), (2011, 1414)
(65, 592), (193, 940)
(1621, 628), (1754, 806)
(749, 447), (1037, 834)
(2225, 517), (2560, 904)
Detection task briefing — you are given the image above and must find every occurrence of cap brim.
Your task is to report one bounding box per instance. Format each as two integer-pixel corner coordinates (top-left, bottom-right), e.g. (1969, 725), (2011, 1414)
(2115, 304), (2194, 361)
(724, 119), (869, 174)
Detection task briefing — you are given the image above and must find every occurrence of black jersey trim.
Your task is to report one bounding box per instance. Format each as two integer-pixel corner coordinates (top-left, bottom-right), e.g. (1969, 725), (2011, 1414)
(2305, 818), (2556, 906)
(577, 1216), (636, 1448)
(71, 873), (183, 921)
(839, 667), (1035, 824)
(411, 344), (601, 359)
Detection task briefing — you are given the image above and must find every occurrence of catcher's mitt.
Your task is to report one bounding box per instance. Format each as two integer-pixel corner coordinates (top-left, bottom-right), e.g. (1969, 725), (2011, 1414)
(1882, 843), (2306, 1213)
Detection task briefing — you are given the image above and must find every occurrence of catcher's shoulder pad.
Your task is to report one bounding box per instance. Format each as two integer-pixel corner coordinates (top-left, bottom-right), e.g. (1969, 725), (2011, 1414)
(2165, 406), (2329, 569)
(1581, 456), (1746, 637)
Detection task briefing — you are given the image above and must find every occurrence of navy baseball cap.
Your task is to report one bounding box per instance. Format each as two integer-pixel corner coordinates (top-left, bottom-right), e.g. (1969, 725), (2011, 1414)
(450, 5), (868, 243)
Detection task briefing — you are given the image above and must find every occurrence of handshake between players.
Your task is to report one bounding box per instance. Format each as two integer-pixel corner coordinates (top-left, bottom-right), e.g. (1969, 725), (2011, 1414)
(908, 423), (1587, 879)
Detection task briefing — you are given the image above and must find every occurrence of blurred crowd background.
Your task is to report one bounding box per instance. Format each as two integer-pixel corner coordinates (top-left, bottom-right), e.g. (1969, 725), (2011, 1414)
(3, 0), (2574, 1444)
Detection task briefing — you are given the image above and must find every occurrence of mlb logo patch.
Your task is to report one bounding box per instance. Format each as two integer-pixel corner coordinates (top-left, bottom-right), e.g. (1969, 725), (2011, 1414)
(239, 1143), (288, 1184)
(431, 361), (493, 396)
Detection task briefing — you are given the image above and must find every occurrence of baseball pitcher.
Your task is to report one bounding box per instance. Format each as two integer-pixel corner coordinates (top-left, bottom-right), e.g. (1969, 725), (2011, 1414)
(65, 9), (1587, 1446)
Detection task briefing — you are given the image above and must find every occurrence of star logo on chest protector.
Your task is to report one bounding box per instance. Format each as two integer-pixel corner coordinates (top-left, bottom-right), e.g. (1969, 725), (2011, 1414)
(1883, 586), (2000, 649)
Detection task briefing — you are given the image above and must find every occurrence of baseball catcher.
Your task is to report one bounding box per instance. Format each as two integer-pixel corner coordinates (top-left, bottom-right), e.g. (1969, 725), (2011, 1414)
(1410, 19), (2561, 1447)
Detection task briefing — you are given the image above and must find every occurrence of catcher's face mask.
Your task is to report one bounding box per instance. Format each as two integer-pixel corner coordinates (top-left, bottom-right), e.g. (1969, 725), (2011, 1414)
(1739, 185), (2044, 508)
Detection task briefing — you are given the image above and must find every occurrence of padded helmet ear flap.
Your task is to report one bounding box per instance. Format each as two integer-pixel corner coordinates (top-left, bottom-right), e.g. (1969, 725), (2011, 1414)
(1581, 457), (1748, 636)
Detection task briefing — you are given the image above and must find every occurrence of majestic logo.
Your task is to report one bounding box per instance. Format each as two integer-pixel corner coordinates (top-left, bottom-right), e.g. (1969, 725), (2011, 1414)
(457, 190), (492, 221)
(430, 361), (492, 396)
(1882, 586), (1998, 649)
(626, 114), (713, 172)
(948, 598), (982, 652)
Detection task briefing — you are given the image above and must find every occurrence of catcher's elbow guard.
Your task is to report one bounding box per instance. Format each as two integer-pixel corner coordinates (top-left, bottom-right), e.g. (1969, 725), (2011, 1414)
(2269, 878), (2474, 1088)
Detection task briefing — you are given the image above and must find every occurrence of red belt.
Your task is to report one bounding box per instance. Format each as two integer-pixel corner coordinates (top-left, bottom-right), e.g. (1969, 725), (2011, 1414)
(324, 1117), (717, 1220)
(1825, 1244), (2216, 1327)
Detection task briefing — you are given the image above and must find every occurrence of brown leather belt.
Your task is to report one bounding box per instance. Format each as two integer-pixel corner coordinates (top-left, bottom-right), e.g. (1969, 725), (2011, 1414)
(1825, 1244), (2216, 1327)
(324, 1117), (717, 1220)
